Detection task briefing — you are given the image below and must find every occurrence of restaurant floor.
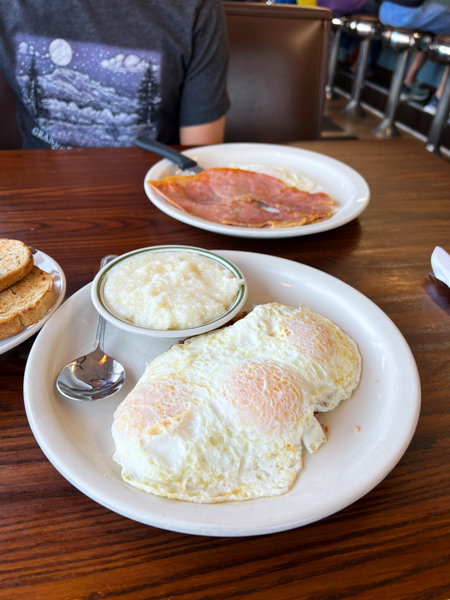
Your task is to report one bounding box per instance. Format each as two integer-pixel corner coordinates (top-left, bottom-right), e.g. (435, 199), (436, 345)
(318, 90), (450, 161)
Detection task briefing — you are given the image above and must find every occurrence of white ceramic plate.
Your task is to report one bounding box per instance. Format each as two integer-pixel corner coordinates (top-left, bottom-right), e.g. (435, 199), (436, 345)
(91, 245), (247, 338)
(0, 251), (66, 355)
(143, 143), (370, 238)
(23, 251), (420, 537)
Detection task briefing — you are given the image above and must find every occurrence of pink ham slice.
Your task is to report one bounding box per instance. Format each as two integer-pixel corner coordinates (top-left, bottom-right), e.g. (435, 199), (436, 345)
(147, 168), (335, 228)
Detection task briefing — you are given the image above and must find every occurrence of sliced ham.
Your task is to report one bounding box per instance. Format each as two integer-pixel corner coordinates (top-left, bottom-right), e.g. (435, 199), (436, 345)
(147, 168), (335, 228)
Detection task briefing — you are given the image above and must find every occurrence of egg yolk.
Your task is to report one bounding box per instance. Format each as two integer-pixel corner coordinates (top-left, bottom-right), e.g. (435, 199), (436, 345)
(114, 379), (192, 436)
(223, 361), (305, 433)
(283, 317), (335, 360)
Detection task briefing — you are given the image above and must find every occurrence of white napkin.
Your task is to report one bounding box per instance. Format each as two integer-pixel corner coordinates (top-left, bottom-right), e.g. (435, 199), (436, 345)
(431, 246), (450, 288)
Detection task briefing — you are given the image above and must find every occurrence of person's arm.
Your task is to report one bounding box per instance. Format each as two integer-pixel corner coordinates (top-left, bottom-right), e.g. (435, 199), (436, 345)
(179, 115), (226, 145)
(178, 0), (229, 144)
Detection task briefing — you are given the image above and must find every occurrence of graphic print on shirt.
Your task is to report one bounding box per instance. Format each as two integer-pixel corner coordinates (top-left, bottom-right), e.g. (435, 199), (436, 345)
(15, 34), (161, 148)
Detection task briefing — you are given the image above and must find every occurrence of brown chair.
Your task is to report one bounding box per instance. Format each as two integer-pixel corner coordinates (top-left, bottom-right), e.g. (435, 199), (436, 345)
(223, 2), (332, 143)
(0, 69), (22, 149)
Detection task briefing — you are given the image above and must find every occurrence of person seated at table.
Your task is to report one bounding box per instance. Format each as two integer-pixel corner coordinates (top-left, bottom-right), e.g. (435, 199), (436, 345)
(379, 0), (450, 111)
(0, 0), (230, 149)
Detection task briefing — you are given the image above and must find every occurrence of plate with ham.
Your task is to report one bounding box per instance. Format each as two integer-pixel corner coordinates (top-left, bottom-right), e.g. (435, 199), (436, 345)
(143, 143), (370, 239)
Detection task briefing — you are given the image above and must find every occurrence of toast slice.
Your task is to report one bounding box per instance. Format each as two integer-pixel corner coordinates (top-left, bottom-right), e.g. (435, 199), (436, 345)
(0, 266), (55, 339)
(0, 239), (34, 292)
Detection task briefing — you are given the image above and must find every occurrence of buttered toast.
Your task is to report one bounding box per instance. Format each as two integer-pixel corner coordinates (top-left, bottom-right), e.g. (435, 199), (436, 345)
(0, 266), (55, 339)
(0, 238), (34, 292)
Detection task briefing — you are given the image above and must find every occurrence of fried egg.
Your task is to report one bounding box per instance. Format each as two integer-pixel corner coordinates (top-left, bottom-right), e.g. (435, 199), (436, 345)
(112, 303), (361, 503)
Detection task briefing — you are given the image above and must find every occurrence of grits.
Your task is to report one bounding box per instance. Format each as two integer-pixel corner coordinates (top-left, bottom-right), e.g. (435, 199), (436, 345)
(104, 251), (243, 330)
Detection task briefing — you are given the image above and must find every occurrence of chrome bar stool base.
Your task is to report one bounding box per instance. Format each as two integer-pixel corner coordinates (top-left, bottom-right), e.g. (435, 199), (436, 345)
(340, 98), (367, 118)
(372, 28), (431, 139)
(425, 72), (450, 155)
(340, 15), (383, 118)
(326, 17), (348, 101)
(425, 36), (450, 156)
(372, 122), (402, 138)
(340, 37), (371, 117)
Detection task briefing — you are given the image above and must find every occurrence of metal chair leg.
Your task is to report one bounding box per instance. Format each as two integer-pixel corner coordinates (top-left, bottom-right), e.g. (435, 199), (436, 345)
(371, 50), (410, 138)
(425, 70), (450, 156)
(340, 38), (371, 118)
(326, 29), (342, 101)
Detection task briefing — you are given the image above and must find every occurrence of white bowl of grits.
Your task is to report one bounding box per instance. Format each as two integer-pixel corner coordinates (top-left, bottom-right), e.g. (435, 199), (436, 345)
(91, 246), (248, 338)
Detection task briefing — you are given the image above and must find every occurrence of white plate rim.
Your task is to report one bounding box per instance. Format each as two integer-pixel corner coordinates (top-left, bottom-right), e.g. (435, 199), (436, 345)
(143, 143), (370, 239)
(23, 251), (421, 537)
(0, 251), (66, 355)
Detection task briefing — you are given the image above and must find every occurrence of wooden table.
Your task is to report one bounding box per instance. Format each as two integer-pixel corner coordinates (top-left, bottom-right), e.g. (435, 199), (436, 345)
(1, 139), (449, 600)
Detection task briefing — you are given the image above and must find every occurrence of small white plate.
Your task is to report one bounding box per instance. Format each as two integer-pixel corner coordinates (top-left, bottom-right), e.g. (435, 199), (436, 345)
(0, 251), (66, 355)
(143, 143), (370, 238)
(24, 251), (420, 537)
(91, 245), (247, 338)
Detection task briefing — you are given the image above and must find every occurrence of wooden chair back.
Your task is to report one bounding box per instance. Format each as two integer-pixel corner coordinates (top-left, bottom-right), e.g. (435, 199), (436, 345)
(223, 2), (332, 143)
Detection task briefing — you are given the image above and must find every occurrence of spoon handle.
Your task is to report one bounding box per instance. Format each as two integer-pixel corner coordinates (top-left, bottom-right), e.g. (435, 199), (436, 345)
(93, 255), (118, 351)
(93, 314), (106, 352)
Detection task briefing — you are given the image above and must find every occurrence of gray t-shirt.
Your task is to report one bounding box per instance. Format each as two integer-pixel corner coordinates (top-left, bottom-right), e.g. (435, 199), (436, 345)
(0, 0), (230, 148)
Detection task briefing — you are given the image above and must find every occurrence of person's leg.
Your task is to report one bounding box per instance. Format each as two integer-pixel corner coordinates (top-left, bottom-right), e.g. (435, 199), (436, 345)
(399, 51), (430, 101)
(380, 1), (450, 106)
(413, 1), (450, 34)
(436, 66), (450, 98)
(379, 2), (417, 28)
(424, 66), (450, 113)
(404, 52), (427, 87)
(379, 0), (450, 31)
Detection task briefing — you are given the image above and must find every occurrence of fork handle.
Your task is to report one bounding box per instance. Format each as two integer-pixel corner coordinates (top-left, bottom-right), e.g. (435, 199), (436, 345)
(135, 136), (199, 171)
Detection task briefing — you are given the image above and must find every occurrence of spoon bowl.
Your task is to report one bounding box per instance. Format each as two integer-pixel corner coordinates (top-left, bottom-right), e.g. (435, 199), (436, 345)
(56, 346), (126, 401)
(56, 255), (126, 401)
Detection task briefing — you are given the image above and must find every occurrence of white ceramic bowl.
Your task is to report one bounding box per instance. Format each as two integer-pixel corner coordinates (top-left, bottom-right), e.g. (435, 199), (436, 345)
(91, 246), (248, 338)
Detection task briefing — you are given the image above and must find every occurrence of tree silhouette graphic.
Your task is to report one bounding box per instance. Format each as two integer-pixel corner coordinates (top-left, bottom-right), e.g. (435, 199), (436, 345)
(26, 53), (49, 120)
(137, 63), (161, 128)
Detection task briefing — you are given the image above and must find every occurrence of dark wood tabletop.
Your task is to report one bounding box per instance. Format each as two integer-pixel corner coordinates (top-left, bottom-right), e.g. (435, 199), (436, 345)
(1, 139), (449, 600)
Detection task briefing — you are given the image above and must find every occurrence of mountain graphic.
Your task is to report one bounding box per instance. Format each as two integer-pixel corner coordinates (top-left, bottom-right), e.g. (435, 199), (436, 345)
(21, 66), (138, 113)
(18, 65), (156, 147)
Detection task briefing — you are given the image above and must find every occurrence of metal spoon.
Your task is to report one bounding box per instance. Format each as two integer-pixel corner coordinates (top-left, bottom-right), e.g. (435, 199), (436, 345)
(56, 255), (126, 401)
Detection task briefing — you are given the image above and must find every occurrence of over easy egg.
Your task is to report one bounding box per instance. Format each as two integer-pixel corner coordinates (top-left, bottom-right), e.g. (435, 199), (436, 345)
(112, 303), (361, 503)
